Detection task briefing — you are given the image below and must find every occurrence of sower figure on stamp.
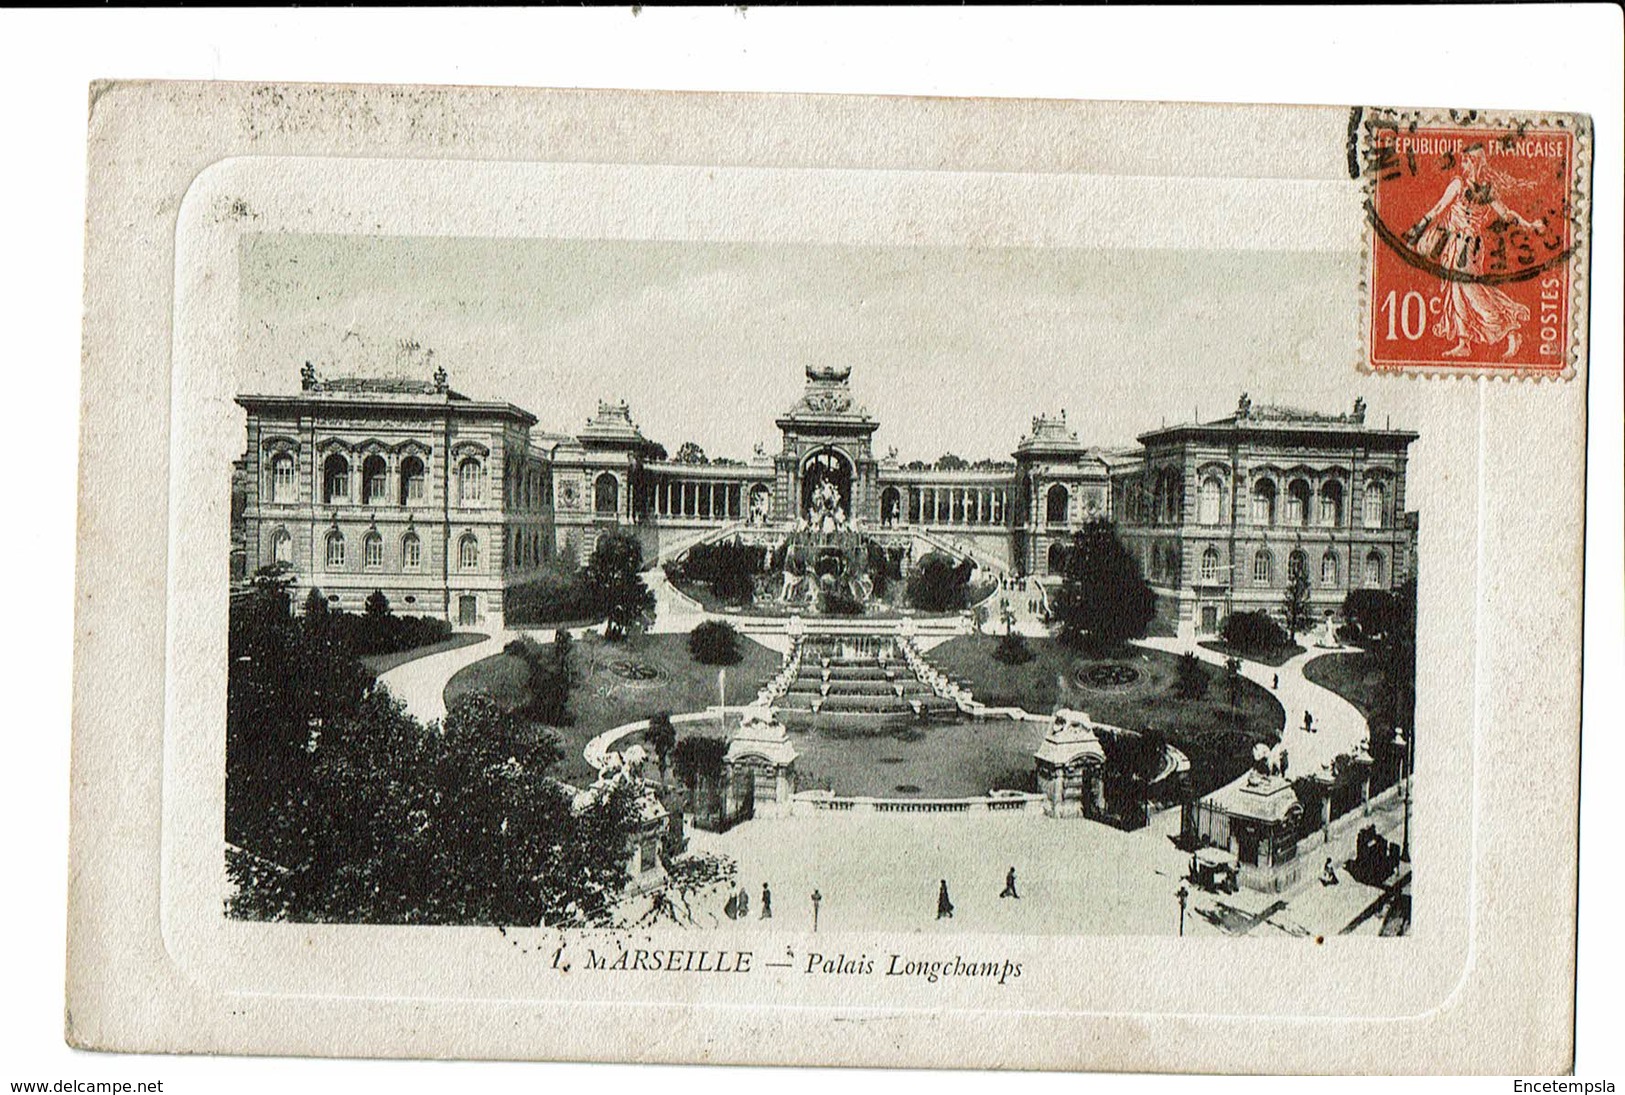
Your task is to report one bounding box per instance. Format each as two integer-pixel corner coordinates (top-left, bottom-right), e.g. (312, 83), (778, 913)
(1000, 867), (1020, 900)
(1405, 143), (1547, 359)
(937, 880), (954, 920)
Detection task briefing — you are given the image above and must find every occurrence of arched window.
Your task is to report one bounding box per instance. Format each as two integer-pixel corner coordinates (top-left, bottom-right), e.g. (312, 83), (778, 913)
(1318, 480), (1344, 527)
(364, 531), (383, 569)
(271, 527), (292, 565)
(880, 486), (901, 527)
(1253, 549), (1273, 586)
(324, 530), (345, 569)
(361, 455), (387, 505)
(1199, 476), (1223, 526)
(269, 452), (297, 504)
(1321, 550), (1339, 585)
(1286, 479), (1312, 527)
(459, 533), (480, 571)
(322, 454), (350, 504)
(399, 456), (426, 506)
(457, 458), (484, 505)
(594, 472), (620, 516)
(1047, 541), (1069, 574)
(401, 531), (421, 570)
(1288, 548), (1309, 584)
(1045, 484), (1069, 526)
(1364, 550), (1385, 588)
(1164, 471), (1183, 523)
(1363, 481), (1387, 529)
(1252, 479), (1277, 525)
(1201, 546), (1220, 582)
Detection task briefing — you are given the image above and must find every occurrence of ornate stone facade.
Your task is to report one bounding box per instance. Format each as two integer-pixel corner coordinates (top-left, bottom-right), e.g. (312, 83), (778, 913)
(237, 367), (1417, 636)
(236, 367), (555, 627)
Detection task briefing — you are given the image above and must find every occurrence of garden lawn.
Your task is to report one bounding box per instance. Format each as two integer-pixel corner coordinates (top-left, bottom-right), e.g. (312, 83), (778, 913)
(1302, 651), (1386, 720)
(786, 714), (1045, 799)
(357, 631), (489, 677)
(926, 636), (1285, 799)
(1198, 639), (1306, 668)
(443, 631), (782, 787)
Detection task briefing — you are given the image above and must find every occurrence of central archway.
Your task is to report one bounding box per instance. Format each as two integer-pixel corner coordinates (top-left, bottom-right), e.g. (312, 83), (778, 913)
(801, 448), (854, 520)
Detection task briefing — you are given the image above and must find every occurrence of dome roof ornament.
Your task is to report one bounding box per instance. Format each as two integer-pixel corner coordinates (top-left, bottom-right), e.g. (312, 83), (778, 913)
(806, 363), (851, 383)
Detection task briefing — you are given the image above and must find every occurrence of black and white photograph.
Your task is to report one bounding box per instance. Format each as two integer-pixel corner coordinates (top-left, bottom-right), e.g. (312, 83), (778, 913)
(225, 237), (1421, 940)
(5, 7), (1617, 1089)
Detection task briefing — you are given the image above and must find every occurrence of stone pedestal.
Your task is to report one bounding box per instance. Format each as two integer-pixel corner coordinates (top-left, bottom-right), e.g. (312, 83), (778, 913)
(1034, 709), (1108, 819)
(725, 706), (799, 821)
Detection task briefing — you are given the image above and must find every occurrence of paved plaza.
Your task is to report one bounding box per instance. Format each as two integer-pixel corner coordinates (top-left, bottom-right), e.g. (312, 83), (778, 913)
(680, 784), (1408, 939)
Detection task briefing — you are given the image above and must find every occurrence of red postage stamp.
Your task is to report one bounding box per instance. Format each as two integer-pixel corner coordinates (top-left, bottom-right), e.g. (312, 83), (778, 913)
(1361, 110), (1591, 378)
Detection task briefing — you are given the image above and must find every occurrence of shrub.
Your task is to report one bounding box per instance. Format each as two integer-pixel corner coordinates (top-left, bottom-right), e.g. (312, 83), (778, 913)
(993, 631), (1034, 665)
(677, 540), (764, 605)
(506, 563), (599, 626)
(905, 552), (973, 613)
(1175, 651), (1210, 699)
(1222, 610), (1288, 654)
(1341, 589), (1397, 642)
(688, 620), (743, 666)
(821, 586), (866, 616)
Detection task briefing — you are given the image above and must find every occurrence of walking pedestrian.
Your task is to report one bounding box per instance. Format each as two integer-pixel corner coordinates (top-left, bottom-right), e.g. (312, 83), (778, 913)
(999, 867), (1020, 899)
(760, 882), (773, 919)
(1304, 710), (1315, 733)
(937, 879), (955, 919)
(1272, 672), (1279, 690)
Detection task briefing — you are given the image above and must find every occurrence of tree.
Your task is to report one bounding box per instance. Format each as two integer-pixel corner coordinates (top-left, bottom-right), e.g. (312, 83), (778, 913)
(1282, 568), (1313, 637)
(302, 586), (332, 631)
(674, 441), (709, 466)
(1175, 651), (1209, 699)
(1049, 520), (1156, 651)
(646, 712), (677, 784)
(1225, 655), (1243, 711)
(1362, 577), (1417, 771)
(525, 636), (574, 726)
(671, 734), (730, 828)
(902, 459), (930, 471)
(227, 575), (371, 859)
(688, 620), (743, 666)
(905, 552), (973, 613)
(934, 453), (969, 471)
(365, 589), (391, 618)
(1341, 588), (1398, 646)
(583, 532), (656, 641)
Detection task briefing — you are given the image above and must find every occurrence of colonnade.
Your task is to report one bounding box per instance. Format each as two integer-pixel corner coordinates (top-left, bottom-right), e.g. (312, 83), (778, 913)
(654, 478), (747, 521)
(904, 485), (1008, 526)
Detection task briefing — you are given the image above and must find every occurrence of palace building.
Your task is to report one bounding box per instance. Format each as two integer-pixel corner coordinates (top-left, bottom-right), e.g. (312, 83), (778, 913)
(236, 362), (1417, 637)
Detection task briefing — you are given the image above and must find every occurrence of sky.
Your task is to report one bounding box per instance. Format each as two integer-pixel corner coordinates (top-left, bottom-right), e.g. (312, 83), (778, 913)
(238, 235), (1387, 461)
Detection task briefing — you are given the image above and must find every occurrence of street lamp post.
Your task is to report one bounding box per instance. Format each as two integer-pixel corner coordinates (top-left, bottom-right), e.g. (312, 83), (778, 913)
(1176, 885), (1190, 937)
(811, 889), (822, 933)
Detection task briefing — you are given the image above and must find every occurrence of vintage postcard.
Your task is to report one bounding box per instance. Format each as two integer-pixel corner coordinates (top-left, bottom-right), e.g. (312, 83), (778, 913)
(68, 84), (1591, 1072)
